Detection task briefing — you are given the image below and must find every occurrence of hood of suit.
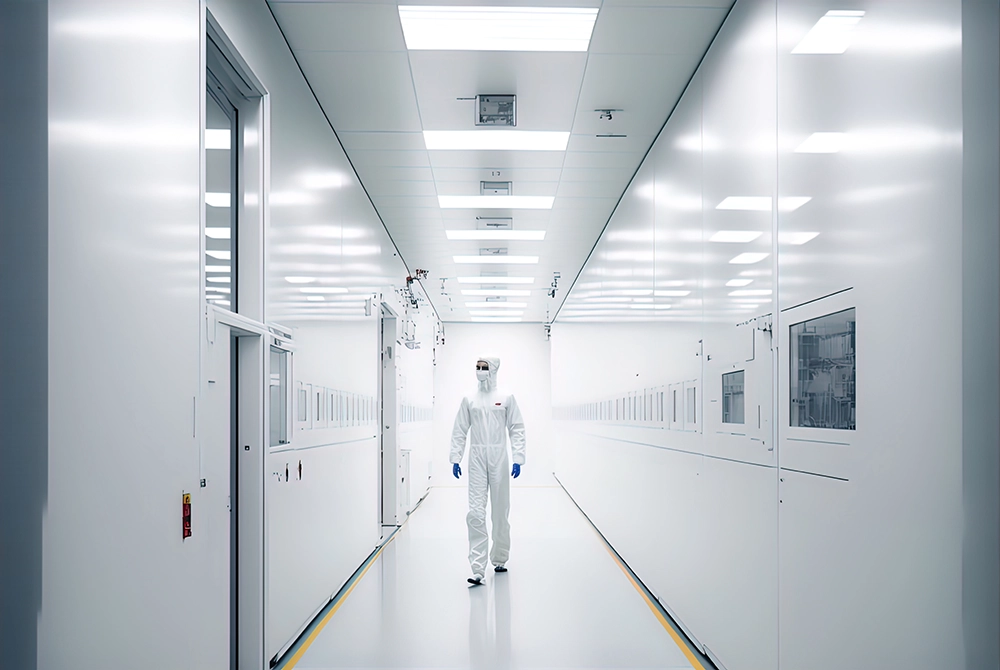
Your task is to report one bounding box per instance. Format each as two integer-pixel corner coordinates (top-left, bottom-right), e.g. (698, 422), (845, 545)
(477, 356), (500, 391)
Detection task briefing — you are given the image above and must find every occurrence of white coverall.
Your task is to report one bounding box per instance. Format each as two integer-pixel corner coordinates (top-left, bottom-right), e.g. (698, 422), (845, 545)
(450, 357), (526, 579)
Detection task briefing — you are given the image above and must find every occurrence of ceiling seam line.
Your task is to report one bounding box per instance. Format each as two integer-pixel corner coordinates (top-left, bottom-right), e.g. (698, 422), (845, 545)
(263, 1), (442, 323)
(547, 0), (603, 323)
(552, 1), (739, 324)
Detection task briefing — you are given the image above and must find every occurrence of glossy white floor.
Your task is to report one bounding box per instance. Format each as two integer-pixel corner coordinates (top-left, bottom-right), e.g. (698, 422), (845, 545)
(290, 483), (697, 669)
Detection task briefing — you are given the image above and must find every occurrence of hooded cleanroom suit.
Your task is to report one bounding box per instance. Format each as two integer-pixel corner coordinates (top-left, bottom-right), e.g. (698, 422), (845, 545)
(450, 357), (526, 579)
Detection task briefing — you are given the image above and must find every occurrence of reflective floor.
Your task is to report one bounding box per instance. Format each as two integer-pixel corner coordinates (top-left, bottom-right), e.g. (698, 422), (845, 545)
(293, 483), (696, 669)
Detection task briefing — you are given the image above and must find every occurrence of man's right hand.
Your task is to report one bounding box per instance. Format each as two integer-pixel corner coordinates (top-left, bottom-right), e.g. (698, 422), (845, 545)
(453, 463), (461, 479)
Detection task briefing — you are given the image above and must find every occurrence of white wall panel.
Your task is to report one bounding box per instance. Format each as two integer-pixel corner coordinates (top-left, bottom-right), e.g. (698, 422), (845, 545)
(195, 0), (441, 662)
(44, 2), (214, 668)
(551, 1), (987, 669)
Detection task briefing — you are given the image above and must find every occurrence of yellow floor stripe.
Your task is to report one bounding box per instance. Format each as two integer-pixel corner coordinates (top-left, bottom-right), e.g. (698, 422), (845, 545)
(599, 539), (707, 670)
(281, 544), (386, 670)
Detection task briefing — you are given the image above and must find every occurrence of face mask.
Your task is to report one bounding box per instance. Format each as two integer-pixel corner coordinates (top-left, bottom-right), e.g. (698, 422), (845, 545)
(476, 370), (489, 382)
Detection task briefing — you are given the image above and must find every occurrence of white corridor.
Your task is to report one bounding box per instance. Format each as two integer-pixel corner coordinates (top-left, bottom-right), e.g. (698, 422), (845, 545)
(286, 485), (700, 670)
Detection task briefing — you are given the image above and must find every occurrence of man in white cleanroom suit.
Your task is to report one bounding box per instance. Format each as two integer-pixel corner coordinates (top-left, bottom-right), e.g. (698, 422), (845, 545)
(451, 357), (526, 585)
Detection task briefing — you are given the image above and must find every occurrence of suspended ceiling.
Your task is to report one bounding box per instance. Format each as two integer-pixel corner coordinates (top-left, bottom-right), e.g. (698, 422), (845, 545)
(267, 0), (734, 323)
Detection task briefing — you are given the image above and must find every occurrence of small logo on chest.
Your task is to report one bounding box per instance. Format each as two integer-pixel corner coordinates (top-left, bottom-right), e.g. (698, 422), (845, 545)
(495, 403), (502, 406)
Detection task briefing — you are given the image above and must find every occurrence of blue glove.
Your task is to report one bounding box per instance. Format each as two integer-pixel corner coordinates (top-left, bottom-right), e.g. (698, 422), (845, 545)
(453, 463), (461, 479)
(511, 463), (520, 479)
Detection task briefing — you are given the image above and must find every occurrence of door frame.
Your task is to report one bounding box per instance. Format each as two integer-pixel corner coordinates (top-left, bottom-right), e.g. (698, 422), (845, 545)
(207, 305), (293, 670)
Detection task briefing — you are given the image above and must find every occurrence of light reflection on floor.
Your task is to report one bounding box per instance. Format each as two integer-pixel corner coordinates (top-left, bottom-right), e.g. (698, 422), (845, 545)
(295, 483), (694, 669)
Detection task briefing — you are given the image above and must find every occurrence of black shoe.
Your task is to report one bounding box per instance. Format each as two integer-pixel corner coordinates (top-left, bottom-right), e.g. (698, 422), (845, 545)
(467, 577), (483, 585)
(494, 565), (507, 573)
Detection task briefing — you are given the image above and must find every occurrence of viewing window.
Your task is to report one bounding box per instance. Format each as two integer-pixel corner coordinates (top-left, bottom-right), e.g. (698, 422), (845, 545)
(269, 347), (289, 446)
(205, 78), (236, 311)
(790, 308), (856, 430)
(722, 371), (745, 424)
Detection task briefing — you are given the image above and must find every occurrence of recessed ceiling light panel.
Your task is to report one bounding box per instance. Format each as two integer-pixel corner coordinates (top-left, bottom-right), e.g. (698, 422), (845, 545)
(398, 6), (599, 52)
(457, 276), (534, 284)
(440, 195), (554, 210)
(446, 230), (546, 241)
(425, 131), (569, 152)
(461, 289), (532, 296)
(453, 255), (539, 264)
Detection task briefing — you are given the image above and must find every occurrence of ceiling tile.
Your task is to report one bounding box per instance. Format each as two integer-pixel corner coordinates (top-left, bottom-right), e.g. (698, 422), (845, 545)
(408, 51), (587, 131)
(567, 133), (656, 153)
(295, 51), (421, 132)
(590, 7), (730, 54)
(270, 2), (406, 52)
(348, 150), (430, 168)
(557, 180), (628, 198)
(364, 180), (437, 197)
(350, 166), (434, 182)
(573, 53), (702, 136)
(430, 167), (563, 183)
(563, 151), (645, 169)
(427, 151), (567, 169)
(338, 131), (426, 152)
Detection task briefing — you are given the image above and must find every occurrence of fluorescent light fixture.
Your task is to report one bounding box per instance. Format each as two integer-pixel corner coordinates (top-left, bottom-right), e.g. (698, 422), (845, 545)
(306, 296), (325, 302)
(453, 255), (539, 264)
(207, 276), (231, 283)
(206, 250), (231, 260)
(439, 195), (554, 210)
(470, 310), (524, 317)
(285, 276), (317, 284)
(729, 289), (773, 296)
(630, 304), (672, 310)
(398, 6), (599, 52)
(206, 265), (230, 273)
(792, 10), (865, 55)
(716, 196), (812, 212)
(795, 132), (846, 153)
(461, 289), (531, 297)
(654, 290), (691, 297)
(208, 299), (231, 306)
(710, 230), (763, 243)
(471, 317), (523, 323)
(726, 279), (753, 287)
(205, 227), (231, 240)
(446, 230), (546, 241)
(299, 287), (348, 294)
(458, 276), (534, 284)
(466, 301), (528, 308)
(730, 253), (770, 264)
(780, 231), (820, 245)
(205, 129), (230, 150)
(424, 130), (569, 152)
(717, 196), (771, 211)
(205, 192), (230, 208)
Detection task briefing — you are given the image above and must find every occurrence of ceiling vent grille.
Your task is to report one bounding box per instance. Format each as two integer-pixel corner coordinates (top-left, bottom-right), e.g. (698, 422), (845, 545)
(476, 95), (516, 126)
(481, 181), (511, 195)
(476, 217), (513, 230)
